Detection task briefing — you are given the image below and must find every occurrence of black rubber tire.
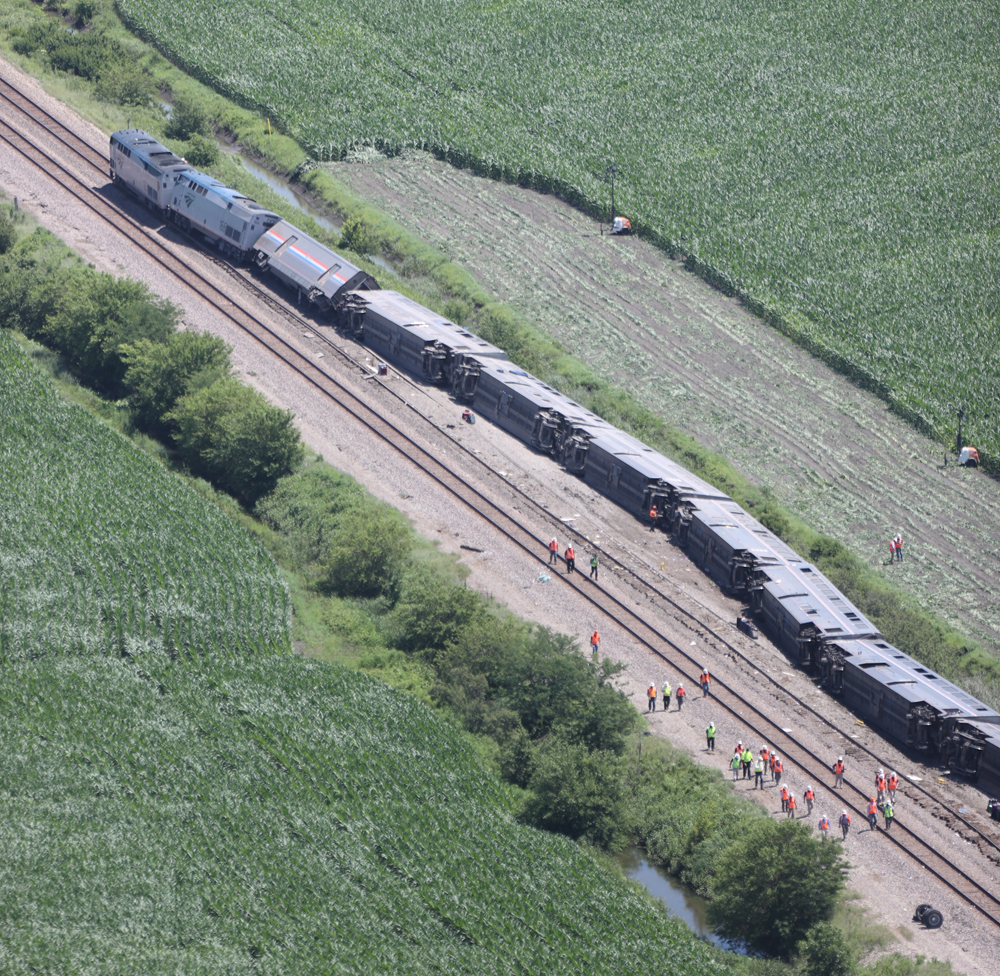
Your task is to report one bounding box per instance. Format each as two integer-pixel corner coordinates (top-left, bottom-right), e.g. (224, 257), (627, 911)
(924, 910), (943, 929)
(914, 904), (932, 920)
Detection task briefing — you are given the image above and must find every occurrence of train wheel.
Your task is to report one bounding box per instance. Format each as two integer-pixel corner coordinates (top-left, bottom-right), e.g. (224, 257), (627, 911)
(914, 904), (932, 918)
(924, 910), (943, 929)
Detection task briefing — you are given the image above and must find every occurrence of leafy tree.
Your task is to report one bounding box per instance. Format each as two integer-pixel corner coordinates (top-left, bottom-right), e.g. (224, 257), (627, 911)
(319, 504), (412, 598)
(122, 330), (231, 431)
(44, 273), (178, 396)
(799, 922), (855, 976)
(167, 377), (304, 505)
(394, 570), (489, 657)
(0, 231), (77, 337)
(0, 209), (17, 255)
(95, 65), (153, 107)
(522, 739), (627, 848)
(708, 818), (848, 958)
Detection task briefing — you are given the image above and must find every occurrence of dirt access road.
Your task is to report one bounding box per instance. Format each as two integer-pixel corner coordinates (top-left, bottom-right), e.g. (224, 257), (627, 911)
(328, 150), (1000, 671)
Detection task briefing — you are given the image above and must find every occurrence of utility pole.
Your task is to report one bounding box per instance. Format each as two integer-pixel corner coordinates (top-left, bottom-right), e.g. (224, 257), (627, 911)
(604, 163), (617, 225)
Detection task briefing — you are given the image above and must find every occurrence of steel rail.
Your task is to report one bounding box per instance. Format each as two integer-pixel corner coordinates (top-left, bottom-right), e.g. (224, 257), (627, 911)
(2, 83), (999, 925)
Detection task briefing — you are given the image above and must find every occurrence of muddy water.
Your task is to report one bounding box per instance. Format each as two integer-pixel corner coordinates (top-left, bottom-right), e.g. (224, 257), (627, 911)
(618, 849), (749, 954)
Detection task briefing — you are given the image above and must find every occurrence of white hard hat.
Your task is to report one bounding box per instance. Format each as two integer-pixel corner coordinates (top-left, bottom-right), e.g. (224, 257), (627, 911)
(892, 771), (897, 777)
(807, 785), (812, 791)
(838, 755), (843, 761)
(878, 768), (883, 774)
(843, 809), (847, 815)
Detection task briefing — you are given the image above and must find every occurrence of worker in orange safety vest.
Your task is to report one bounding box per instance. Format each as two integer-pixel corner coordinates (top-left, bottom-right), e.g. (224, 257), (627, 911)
(887, 771), (899, 803)
(649, 504), (658, 531)
(647, 682), (657, 713)
(839, 809), (851, 840)
(780, 784), (789, 812)
(700, 667), (711, 697)
(876, 769), (887, 805)
(786, 792), (797, 819)
(590, 630), (600, 655)
(818, 813), (831, 839)
(564, 545), (575, 573)
(833, 756), (845, 789)
(804, 786), (815, 815)
(548, 538), (559, 565)
(867, 797), (879, 830)
(773, 756), (783, 790)
(676, 684), (685, 710)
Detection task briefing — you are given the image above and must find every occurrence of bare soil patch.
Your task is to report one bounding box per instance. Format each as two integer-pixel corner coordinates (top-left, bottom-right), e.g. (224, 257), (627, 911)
(327, 150), (1000, 665)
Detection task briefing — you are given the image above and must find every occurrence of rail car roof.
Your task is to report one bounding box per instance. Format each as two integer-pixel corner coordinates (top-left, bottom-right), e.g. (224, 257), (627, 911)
(259, 220), (365, 291)
(762, 564), (878, 639)
(586, 429), (730, 498)
(360, 291), (507, 358)
(689, 497), (802, 564)
(475, 361), (615, 428)
(111, 129), (189, 169)
(834, 638), (1000, 722)
(180, 171), (276, 220)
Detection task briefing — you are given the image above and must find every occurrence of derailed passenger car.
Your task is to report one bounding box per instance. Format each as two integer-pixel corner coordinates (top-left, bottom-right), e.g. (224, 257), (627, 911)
(253, 220), (377, 309)
(342, 285), (1000, 792)
(356, 291), (505, 384)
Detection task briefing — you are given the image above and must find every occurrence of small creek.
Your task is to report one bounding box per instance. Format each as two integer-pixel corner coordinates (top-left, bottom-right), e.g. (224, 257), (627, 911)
(618, 849), (749, 954)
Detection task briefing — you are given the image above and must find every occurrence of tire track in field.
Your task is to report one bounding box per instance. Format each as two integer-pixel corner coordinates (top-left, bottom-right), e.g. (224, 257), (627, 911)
(327, 149), (1000, 669)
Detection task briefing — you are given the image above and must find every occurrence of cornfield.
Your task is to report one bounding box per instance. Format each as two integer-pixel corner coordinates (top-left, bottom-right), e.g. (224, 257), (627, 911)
(0, 332), (291, 660)
(118, 0), (1000, 457)
(0, 654), (725, 973)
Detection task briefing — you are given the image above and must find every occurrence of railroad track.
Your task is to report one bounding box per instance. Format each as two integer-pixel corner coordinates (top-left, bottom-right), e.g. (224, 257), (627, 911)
(2, 75), (999, 928)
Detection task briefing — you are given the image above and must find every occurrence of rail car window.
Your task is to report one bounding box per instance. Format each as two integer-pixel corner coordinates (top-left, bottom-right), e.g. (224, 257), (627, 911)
(887, 680), (916, 686)
(859, 662), (890, 669)
(317, 265), (342, 285)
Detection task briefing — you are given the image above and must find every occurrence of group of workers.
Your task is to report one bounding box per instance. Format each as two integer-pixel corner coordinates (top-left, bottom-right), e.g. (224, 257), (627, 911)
(645, 680), (686, 712)
(644, 668), (711, 714)
(721, 742), (903, 840)
(548, 538), (599, 579)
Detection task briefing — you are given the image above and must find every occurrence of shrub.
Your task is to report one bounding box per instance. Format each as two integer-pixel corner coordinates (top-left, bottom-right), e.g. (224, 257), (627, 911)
(521, 739), (628, 848)
(95, 65), (153, 106)
(338, 215), (381, 256)
(167, 377), (304, 505)
(121, 330), (232, 431)
(74, 0), (98, 21)
(319, 503), (413, 598)
(799, 922), (855, 976)
(255, 463), (369, 566)
(165, 93), (212, 139)
(394, 569), (489, 657)
(181, 133), (220, 167)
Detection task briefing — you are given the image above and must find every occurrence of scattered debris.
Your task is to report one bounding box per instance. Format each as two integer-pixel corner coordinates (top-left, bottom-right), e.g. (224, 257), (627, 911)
(460, 545), (484, 553)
